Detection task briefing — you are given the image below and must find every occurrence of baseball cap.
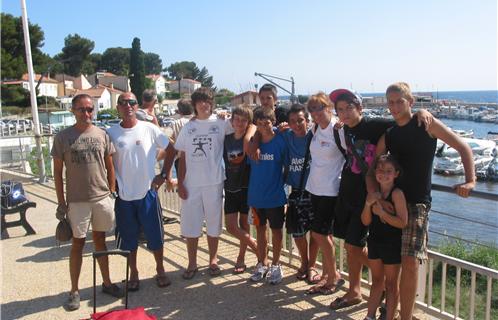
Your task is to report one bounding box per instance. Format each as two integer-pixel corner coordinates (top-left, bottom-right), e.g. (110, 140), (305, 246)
(329, 89), (363, 105)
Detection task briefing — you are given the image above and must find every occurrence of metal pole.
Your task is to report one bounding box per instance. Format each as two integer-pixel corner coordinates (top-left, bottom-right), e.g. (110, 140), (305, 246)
(20, 0), (46, 183)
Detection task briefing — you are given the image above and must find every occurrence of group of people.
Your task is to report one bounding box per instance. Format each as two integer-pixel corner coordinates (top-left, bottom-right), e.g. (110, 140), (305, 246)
(52, 82), (476, 320)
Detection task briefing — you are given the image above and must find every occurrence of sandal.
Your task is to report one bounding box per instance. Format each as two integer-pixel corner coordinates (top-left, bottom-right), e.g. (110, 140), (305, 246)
(329, 296), (363, 310)
(296, 267), (308, 280)
(233, 264), (247, 274)
(306, 278), (345, 295)
(155, 273), (171, 288)
(182, 268), (198, 280)
(208, 265), (222, 277)
(308, 267), (321, 284)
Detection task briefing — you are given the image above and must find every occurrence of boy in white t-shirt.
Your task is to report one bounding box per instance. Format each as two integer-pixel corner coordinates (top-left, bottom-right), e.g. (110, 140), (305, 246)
(175, 87), (234, 279)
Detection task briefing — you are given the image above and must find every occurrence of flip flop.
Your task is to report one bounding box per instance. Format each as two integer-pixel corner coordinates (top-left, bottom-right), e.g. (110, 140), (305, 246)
(306, 278), (345, 295)
(296, 268), (308, 280)
(127, 279), (140, 292)
(307, 267), (321, 284)
(155, 273), (171, 288)
(182, 268), (198, 280)
(233, 264), (247, 274)
(329, 296), (363, 310)
(208, 265), (222, 277)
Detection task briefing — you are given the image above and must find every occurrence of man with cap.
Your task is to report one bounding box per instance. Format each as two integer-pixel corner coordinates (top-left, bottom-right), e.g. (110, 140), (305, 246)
(52, 93), (123, 311)
(328, 89), (433, 311)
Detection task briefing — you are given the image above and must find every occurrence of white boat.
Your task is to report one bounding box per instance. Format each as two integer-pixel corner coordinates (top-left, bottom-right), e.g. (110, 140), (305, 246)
(476, 157), (498, 181)
(434, 154), (494, 175)
(451, 128), (474, 138)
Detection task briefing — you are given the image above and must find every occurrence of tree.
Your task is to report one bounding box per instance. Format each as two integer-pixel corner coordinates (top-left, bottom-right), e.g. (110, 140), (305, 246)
(215, 88), (235, 105)
(165, 61), (215, 89)
(101, 47), (130, 75)
(144, 52), (162, 75)
(58, 34), (95, 76)
(129, 37), (146, 104)
(1, 13), (47, 79)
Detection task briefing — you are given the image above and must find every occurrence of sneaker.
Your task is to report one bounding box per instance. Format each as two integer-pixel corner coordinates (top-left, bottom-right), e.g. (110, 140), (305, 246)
(250, 262), (268, 282)
(266, 264), (283, 284)
(102, 283), (125, 298)
(64, 291), (80, 311)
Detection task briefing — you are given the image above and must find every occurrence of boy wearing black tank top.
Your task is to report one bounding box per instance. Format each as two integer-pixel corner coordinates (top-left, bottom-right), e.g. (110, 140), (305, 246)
(369, 82), (475, 320)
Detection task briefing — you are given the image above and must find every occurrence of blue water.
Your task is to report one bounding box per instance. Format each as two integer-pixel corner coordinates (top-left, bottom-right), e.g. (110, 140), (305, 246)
(360, 90), (498, 104)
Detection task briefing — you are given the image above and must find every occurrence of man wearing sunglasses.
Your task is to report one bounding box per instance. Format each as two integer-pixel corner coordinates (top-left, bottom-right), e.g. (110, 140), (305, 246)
(52, 94), (123, 311)
(107, 92), (176, 291)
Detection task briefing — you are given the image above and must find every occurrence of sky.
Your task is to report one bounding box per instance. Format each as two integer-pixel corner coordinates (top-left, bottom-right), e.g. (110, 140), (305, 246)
(2, 0), (497, 94)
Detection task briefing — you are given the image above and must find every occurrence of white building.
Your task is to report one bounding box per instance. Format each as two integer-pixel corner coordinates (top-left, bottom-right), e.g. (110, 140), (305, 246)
(167, 78), (201, 94)
(146, 74), (167, 97)
(1, 74), (59, 98)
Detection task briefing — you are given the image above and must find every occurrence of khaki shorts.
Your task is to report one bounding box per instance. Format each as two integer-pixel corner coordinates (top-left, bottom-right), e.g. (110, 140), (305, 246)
(68, 196), (115, 239)
(401, 203), (430, 261)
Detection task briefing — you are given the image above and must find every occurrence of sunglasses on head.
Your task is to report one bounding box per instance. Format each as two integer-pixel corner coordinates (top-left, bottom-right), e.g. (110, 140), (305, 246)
(118, 99), (138, 106)
(74, 107), (94, 114)
(307, 104), (325, 113)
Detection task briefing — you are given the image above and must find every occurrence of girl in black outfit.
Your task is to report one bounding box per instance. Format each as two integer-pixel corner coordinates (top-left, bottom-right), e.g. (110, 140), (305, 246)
(361, 155), (408, 320)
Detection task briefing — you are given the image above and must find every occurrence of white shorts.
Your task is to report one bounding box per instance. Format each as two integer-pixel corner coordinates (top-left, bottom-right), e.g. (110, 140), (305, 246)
(180, 182), (223, 238)
(68, 196), (115, 239)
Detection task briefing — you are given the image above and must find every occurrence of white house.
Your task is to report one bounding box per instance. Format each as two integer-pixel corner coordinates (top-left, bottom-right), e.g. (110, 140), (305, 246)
(1, 74), (59, 98)
(167, 78), (201, 94)
(146, 74), (167, 97)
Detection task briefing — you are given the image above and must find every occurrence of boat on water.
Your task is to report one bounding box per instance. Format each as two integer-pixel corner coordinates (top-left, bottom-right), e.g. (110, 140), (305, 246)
(451, 128), (474, 138)
(434, 137), (497, 175)
(476, 156), (498, 181)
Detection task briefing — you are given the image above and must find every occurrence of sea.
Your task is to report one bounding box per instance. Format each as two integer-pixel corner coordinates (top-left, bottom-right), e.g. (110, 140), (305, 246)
(283, 90), (498, 248)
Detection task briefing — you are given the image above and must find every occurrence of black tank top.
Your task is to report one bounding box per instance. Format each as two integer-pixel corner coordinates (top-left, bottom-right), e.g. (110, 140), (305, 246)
(369, 188), (401, 245)
(385, 117), (436, 204)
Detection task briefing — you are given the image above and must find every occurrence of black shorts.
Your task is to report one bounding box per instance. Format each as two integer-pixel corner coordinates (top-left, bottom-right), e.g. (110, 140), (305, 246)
(224, 189), (249, 215)
(310, 194), (337, 235)
(333, 197), (368, 247)
(368, 241), (401, 265)
(286, 189), (313, 238)
(252, 206), (285, 229)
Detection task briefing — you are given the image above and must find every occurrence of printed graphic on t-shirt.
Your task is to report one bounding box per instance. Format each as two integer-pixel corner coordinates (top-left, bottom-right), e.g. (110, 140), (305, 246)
(347, 137), (376, 174)
(289, 157), (305, 173)
(192, 135), (212, 159)
(259, 153), (274, 161)
(228, 148), (244, 165)
(69, 137), (102, 164)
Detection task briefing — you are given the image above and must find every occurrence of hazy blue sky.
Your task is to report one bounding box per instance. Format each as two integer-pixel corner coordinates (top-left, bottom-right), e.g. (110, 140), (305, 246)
(2, 0), (497, 94)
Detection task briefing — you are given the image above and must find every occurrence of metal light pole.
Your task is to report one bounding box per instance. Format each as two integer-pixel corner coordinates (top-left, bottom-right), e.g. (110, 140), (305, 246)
(21, 0), (46, 182)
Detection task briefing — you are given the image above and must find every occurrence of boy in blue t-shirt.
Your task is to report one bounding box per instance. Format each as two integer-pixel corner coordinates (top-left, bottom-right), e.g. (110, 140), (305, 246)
(282, 104), (320, 284)
(247, 107), (288, 284)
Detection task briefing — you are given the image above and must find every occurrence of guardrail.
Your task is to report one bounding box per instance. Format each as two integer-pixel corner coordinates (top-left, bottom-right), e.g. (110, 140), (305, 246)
(157, 185), (497, 320)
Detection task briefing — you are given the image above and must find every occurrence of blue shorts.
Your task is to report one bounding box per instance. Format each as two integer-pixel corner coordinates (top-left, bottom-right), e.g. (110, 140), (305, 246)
(115, 189), (164, 251)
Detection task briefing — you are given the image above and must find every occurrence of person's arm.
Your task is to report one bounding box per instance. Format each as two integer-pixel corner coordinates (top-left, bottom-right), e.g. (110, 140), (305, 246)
(360, 192), (377, 226)
(177, 152), (188, 200)
(53, 158), (65, 205)
(414, 108), (434, 130)
(371, 189), (408, 229)
(366, 134), (386, 194)
(429, 119), (476, 197)
(104, 154), (116, 193)
(151, 143), (177, 190)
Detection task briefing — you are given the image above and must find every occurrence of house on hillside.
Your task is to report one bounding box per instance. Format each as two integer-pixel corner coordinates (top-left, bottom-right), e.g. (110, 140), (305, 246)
(87, 71), (130, 92)
(167, 78), (201, 94)
(1, 74), (59, 98)
(54, 74), (92, 96)
(230, 91), (260, 106)
(146, 74), (167, 97)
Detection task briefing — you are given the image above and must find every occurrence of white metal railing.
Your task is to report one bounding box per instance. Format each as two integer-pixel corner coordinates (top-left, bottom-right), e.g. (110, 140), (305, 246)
(158, 188), (497, 320)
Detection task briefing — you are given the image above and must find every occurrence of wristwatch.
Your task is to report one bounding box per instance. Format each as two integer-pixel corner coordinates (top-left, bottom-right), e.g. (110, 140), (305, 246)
(160, 171), (168, 180)
(110, 191), (118, 199)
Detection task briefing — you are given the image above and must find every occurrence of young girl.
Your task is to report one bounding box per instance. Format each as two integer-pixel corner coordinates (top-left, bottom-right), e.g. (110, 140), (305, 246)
(361, 154), (408, 320)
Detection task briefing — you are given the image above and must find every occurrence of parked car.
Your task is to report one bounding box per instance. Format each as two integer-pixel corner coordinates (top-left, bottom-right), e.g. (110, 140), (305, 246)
(105, 119), (121, 126)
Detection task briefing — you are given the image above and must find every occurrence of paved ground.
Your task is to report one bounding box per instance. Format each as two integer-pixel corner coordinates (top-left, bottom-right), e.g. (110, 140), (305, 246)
(0, 170), (430, 319)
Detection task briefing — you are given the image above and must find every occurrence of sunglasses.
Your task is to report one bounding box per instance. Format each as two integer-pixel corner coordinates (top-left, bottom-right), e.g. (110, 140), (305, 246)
(118, 99), (138, 106)
(74, 107), (94, 114)
(307, 104), (325, 113)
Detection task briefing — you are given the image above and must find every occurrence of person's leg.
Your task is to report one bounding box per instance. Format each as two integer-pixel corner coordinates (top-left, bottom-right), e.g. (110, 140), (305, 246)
(308, 233), (319, 268)
(69, 237), (86, 293)
(207, 235), (219, 267)
(311, 232), (340, 286)
(366, 259), (385, 318)
(128, 249), (139, 281)
(226, 213), (257, 262)
(92, 231), (111, 287)
(186, 237), (199, 270)
(270, 228), (283, 265)
(343, 243), (368, 300)
(294, 236), (309, 275)
(384, 264), (402, 320)
(400, 256), (419, 320)
(256, 225), (268, 265)
(153, 248), (165, 274)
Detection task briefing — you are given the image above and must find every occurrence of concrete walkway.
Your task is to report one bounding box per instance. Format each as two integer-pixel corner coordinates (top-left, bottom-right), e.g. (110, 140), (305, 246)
(0, 170), (428, 319)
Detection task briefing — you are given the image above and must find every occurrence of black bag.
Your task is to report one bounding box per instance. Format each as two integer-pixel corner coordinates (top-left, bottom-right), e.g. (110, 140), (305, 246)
(1, 180), (28, 209)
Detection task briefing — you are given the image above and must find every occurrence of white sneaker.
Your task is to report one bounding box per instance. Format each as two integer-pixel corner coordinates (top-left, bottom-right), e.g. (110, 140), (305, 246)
(266, 264), (283, 284)
(250, 262), (268, 282)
